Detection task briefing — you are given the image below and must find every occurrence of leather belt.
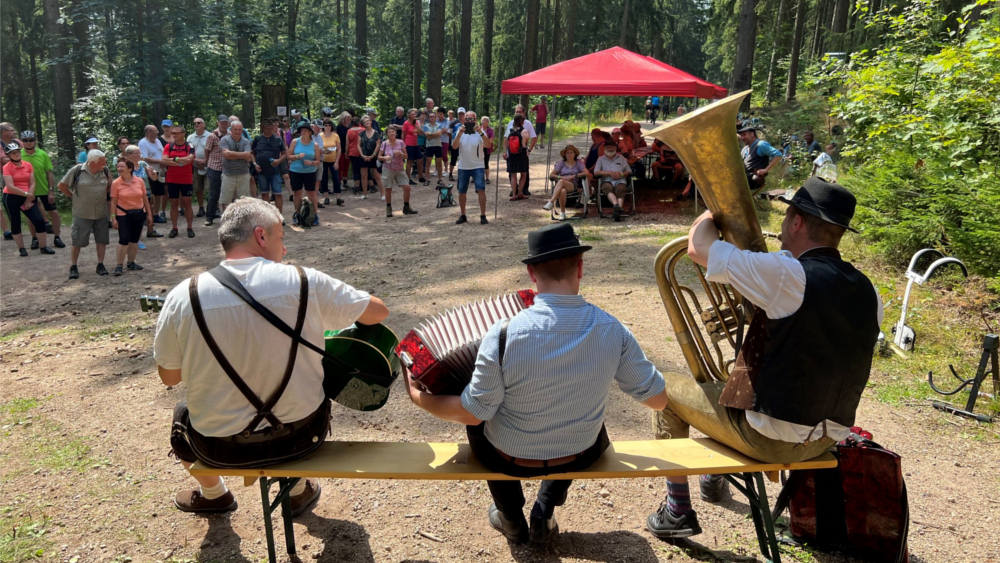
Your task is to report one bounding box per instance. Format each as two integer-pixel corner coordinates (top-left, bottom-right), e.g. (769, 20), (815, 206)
(497, 449), (584, 468)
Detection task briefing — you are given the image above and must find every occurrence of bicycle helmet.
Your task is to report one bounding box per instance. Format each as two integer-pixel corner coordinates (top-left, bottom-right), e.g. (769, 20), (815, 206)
(19, 130), (36, 141)
(321, 107), (334, 118)
(4, 142), (22, 155)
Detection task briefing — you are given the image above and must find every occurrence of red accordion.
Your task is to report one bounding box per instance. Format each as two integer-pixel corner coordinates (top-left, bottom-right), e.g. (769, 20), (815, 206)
(397, 290), (536, 395)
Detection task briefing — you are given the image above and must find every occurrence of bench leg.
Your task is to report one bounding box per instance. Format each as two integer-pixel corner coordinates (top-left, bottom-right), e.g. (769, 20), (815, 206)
(258, 477), (300, 563)
(724, 472), (783, 563)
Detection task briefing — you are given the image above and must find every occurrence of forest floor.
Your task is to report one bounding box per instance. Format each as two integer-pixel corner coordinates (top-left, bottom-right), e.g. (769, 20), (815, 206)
(2, 121), (998, 563)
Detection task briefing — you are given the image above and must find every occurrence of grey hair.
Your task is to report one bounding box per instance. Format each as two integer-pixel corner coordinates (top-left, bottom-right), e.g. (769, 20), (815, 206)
(396, 106), (404, 112)
(230, 121), (243, 129)
(86, 149), (106, 163)
(425, 98), (434, 104)
(124, 144), (141, 155)
(218, 197), (282, 251)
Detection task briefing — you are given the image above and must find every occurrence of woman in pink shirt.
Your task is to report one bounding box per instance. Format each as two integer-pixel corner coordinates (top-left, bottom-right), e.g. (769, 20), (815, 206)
(379, 125), (418, 218)
(111, 159), (154, 275)
(2, 143), (52, 255)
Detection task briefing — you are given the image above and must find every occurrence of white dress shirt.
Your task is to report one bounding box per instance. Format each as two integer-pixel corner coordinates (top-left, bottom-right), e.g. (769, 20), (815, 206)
(705, 240), (883, 443)
(504, 119), (537, 140)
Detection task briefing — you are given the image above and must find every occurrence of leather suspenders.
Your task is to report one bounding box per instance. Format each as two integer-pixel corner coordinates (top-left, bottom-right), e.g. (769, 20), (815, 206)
(188, 265), (308, 437)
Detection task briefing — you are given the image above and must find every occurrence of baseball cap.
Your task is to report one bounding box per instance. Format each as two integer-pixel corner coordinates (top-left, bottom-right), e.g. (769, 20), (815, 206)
(457, 107), (466, 113)
(217, 114), (229, 122)
(85, 137), (100, 144)
(161, 119), (173, 127)
(291, 109), (301, 115)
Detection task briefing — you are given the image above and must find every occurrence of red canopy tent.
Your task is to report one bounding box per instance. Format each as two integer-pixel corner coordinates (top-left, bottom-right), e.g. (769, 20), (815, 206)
(501, 46), (726, 98)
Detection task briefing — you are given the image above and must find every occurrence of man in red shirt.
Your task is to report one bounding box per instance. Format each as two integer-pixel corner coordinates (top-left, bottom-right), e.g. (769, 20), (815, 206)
(401, 109), (422, 185)
(531, 97), (549, 149)
(162, 125), (196, 238)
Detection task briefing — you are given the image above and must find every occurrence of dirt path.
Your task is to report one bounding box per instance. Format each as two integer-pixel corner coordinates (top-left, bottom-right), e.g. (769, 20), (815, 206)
(2, 125), (998, 563)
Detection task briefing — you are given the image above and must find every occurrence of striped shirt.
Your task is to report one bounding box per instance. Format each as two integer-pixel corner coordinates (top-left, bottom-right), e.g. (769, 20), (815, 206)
(460, 293), (665, 459)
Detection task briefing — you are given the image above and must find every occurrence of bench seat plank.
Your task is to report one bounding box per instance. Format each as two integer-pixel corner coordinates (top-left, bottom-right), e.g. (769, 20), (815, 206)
(190, 438), (836, 481)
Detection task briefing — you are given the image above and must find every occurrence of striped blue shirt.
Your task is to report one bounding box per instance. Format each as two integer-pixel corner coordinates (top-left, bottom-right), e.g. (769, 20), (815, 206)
(460, 293), (665, 459)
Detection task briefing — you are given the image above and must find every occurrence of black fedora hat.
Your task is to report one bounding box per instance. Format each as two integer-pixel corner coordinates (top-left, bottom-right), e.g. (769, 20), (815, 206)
(778, 176), (858, 233)
(522, 223), (592, 265)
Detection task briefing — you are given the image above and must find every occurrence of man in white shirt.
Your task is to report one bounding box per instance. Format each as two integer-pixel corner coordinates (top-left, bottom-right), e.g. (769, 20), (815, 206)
(593, 143), (631, 221)
(138, 125), (167, 223)
(154, 198), (388, 514)
(452, 110), (492, 225)
(187, 117), (211, 217)
(648, 177), (882, 539)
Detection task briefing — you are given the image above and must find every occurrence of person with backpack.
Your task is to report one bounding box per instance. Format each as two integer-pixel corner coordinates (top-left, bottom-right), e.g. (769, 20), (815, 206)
(3, 142), (55, 256)
(57, 150), (113, 279)
(162, 125), (197, 238)
(504, 115), (530, 201)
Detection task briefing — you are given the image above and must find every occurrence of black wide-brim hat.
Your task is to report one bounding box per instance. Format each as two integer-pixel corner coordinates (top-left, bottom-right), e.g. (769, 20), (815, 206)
(523, 223), (592, 265)
(297, 124), (314, 134)
(778, 176), (858, 233)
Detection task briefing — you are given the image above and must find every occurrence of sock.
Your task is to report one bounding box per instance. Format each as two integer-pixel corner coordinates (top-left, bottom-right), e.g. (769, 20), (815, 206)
(666, 481), (692, 516)
(290, 479), (307, 497)
(700, 474), (722, 484)
(200, 479), (228, 500)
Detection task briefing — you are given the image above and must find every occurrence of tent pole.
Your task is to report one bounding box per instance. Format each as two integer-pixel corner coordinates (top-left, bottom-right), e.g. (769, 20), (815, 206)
(494, 91), (503, 220)
(545, 96), (556, 196)
(585, 96), (593, 140)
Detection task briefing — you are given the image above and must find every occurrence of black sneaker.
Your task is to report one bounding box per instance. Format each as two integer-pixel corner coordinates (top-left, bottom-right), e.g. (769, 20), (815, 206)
(127, 262), (143, 271)
(488, 504), (528, 544)
(168, 229), (178, 238)
(53, 236), (66, 248)
(647, 502), (702, 539)
(449, 173), (455, 181)
(324, 198), (330, 205)
(19, 247), (29, 257)
(456, 215), (468, 224)
(408, 179), (417, 185)
(196, 207), (206, 217)
(480, 215), (489, 225)
(613, 204), (623, 222)
(386, 205), (393, 218)
(68, 265), (79, 278)
(700, 476), (729, 502)
(30, 237), (39, 250)
(113, 265), (124, 276)
(204, 220), (214, 227)
(403, 203), (417, 215)
(187, 229), (196, 238)
(148, 229), (164, 237)
(39, 246), (55, 255)
(336, 198), (345, 206)
(96, 263), (110, 276)
(5, 230), (14, 240)
(317, 202), (326, 209)
(529, 513), (559, 544)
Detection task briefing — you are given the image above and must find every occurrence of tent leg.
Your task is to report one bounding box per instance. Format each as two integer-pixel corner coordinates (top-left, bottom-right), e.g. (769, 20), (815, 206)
(545, 97), (556, 196)
(585, 96), (593, 141)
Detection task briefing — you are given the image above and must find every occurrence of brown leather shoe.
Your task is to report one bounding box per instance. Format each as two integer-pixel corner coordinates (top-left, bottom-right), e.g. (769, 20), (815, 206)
(289, 478), (322, 517)
(174, 488), (238, 513)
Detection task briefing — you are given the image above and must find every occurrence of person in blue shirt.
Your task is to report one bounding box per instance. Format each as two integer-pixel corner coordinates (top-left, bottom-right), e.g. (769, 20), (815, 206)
(78, 137), (100, 163)
(738, 126), (782, 189)
(406, 223), (668, 545)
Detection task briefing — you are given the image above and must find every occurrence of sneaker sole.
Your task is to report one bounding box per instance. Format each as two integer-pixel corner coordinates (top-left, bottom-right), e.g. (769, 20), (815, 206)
(174, 498), (238, 514)
(646, 523), (702, 539)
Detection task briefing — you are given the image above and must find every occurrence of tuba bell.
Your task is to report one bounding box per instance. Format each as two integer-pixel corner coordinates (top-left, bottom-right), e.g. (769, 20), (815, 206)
(648, 90), (767, 383)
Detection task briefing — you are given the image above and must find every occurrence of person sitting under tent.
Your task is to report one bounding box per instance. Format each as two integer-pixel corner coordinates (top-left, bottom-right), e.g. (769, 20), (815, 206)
(651, 139), (685, 186)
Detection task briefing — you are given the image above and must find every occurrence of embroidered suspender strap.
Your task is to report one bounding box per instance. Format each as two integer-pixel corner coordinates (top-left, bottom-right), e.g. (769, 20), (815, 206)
(188, 273), (296, 435)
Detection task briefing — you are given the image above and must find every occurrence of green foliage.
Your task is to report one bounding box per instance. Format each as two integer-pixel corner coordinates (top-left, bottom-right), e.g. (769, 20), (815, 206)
(823, 0), (1000, 280)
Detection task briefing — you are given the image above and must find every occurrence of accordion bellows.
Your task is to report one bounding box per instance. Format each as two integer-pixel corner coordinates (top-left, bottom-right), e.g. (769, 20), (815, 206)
(397, 290), (537, 395)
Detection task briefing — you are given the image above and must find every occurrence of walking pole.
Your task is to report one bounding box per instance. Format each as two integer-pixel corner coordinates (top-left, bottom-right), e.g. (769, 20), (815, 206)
(545, 96), (556, 196)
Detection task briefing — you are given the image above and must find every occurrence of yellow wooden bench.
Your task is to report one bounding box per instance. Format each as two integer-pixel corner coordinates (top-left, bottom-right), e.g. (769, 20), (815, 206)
(191, 438), (836, 563)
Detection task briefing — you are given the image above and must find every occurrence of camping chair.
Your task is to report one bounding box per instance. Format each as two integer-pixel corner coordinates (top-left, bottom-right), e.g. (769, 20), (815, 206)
(596, 175), (637, 220)
(550, 175), (590, 220)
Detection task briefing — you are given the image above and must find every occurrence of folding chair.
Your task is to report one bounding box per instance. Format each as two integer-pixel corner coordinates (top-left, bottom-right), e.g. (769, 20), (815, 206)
(550, 176), (590, 220)
(596, 175), (637, 220)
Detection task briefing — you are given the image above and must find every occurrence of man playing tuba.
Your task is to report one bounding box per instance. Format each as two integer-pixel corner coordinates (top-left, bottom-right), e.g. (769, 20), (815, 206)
(647, 177), (883, 539)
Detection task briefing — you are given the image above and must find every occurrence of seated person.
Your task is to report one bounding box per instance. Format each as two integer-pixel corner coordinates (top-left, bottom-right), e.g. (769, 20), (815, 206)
(811, 142), (838, 181)
(738, 126), (781, 189)
(406, 223), (667, 544)
(647, 178), (882, 539)
(543, 145), (588, 220)
(585, 130), (609, 175)
(802, 130), (822, 156)
(651, 139), (685, 185)
(610, 128), (631, 161)
(593, 141), (632, 221)
(629, 121), (647, 149)
(153, 198), (388, 514)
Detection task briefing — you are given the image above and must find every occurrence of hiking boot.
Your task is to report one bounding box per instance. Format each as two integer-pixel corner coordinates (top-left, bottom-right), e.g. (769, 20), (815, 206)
(456, 215), (468, 224)
(39, 246), (55, 255)
(30, 237), (39, 250)
(700, 476), (729, 503)
(187, 228), (196, 238)
(196, 207), (206, 217)
(113, 265), (124, 276)
(403, 203), (417, 215)
(488, 504), (528, 544)
(647, 502), (702, 539)
(68, 265), (79, 279)
(4, 231), (13, 241)
(529, 513), (559, 544)
(289, 479), (322, 517)
(336, 198), (345, 206)
(480, 216), (489, 225)
(96, 263), (109, 276)
(19, 247), (29, 257)
(386, 205), (393, 218)
(53, 236), (65, 248)
(613, 204), (623, 222)
(153, 214), (166, 224)
(168, 228), (178, 238)
(127, 262), (144, 271)
(174, 488), (238, 514)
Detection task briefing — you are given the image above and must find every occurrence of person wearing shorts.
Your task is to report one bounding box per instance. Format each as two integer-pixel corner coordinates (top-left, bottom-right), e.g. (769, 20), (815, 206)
(422, 113), (446, 184)
(452, 111), (490, 225)
(58, 151), (112, 278)
(251, 118), (288, 214)
(288, 124), (322, 225)
(20, 130), (66, 248)
(163, 125), (196, 238)
(593, 142), (631, 221)
(110, 159), (153, 275)
(2, 142), (54, 256)
(139, 125), (167, 222)
(219, 121), (253, 209)
(402, 110), (423, 184)
(379, 125), (417, 218)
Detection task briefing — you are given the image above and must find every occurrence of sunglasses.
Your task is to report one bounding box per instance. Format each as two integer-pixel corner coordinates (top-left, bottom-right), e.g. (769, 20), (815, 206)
(23, 139), (36, 143)
(194, 121), (205, 125)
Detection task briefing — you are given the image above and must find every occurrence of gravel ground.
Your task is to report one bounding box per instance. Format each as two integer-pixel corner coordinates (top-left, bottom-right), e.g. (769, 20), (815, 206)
(1, 124), (997, 563)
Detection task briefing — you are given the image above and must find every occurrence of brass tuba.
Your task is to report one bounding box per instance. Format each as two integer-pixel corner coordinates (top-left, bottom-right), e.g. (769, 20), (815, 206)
(648, 90), (766, 383)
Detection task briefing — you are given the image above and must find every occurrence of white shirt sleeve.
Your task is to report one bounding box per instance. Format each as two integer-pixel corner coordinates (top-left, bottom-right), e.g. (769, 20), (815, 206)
(310, 269), (372, 330)
(152, 282), (189, 370)
(704, 240), (806, 320)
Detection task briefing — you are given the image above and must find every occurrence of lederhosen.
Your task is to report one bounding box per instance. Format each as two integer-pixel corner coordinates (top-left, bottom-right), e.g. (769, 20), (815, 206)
(170, 265), (330, 469)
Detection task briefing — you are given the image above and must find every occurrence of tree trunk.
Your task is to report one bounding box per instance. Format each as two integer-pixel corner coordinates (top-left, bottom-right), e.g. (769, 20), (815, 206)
(482, 0), (494, 116)
(412, 0), (422, 108)
(551, 0), (561, 63)
(521, 0), (540, 107)
(563, 0), (576, 59)
(764, 0), (788, 105)
(237, 28), (255, 128)
(618, 0), (630, 47)
(732, 0), (758, 111)
(30, 50), (44, 145)
(145, 0), (167, 122)
(104, 6), (117, 67)
(831, 0), (848, 33)
(288, 0), (300, 106)
(7, 12), (30, 129)
(136, 0), (147, 123)
(457, 0), (472, 106)
(355, 0), (368, 104)
(337, 0), (341, 36)
(652, 19), (663, 60)
(260, 85), (287, 121)
(43, 0), (75, 161)
(71, 0), (91, 101)
(427, 0), (445, 103)
(785, 0), (807, 103)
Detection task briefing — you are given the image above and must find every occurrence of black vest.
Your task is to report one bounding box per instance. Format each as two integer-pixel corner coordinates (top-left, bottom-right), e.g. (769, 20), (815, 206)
(743, 139), (771, 174)
(752, 249), (879, 427)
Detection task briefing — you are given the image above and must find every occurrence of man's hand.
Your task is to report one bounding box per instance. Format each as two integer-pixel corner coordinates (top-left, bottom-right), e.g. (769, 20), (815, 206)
(687, 210), (720, 267)
(403, 366), (423, 406)
(254, 163), (262, 172)
(48, 193), (55, 205)
(756, 169), (769, 177)
(474, 125), (482, 134)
